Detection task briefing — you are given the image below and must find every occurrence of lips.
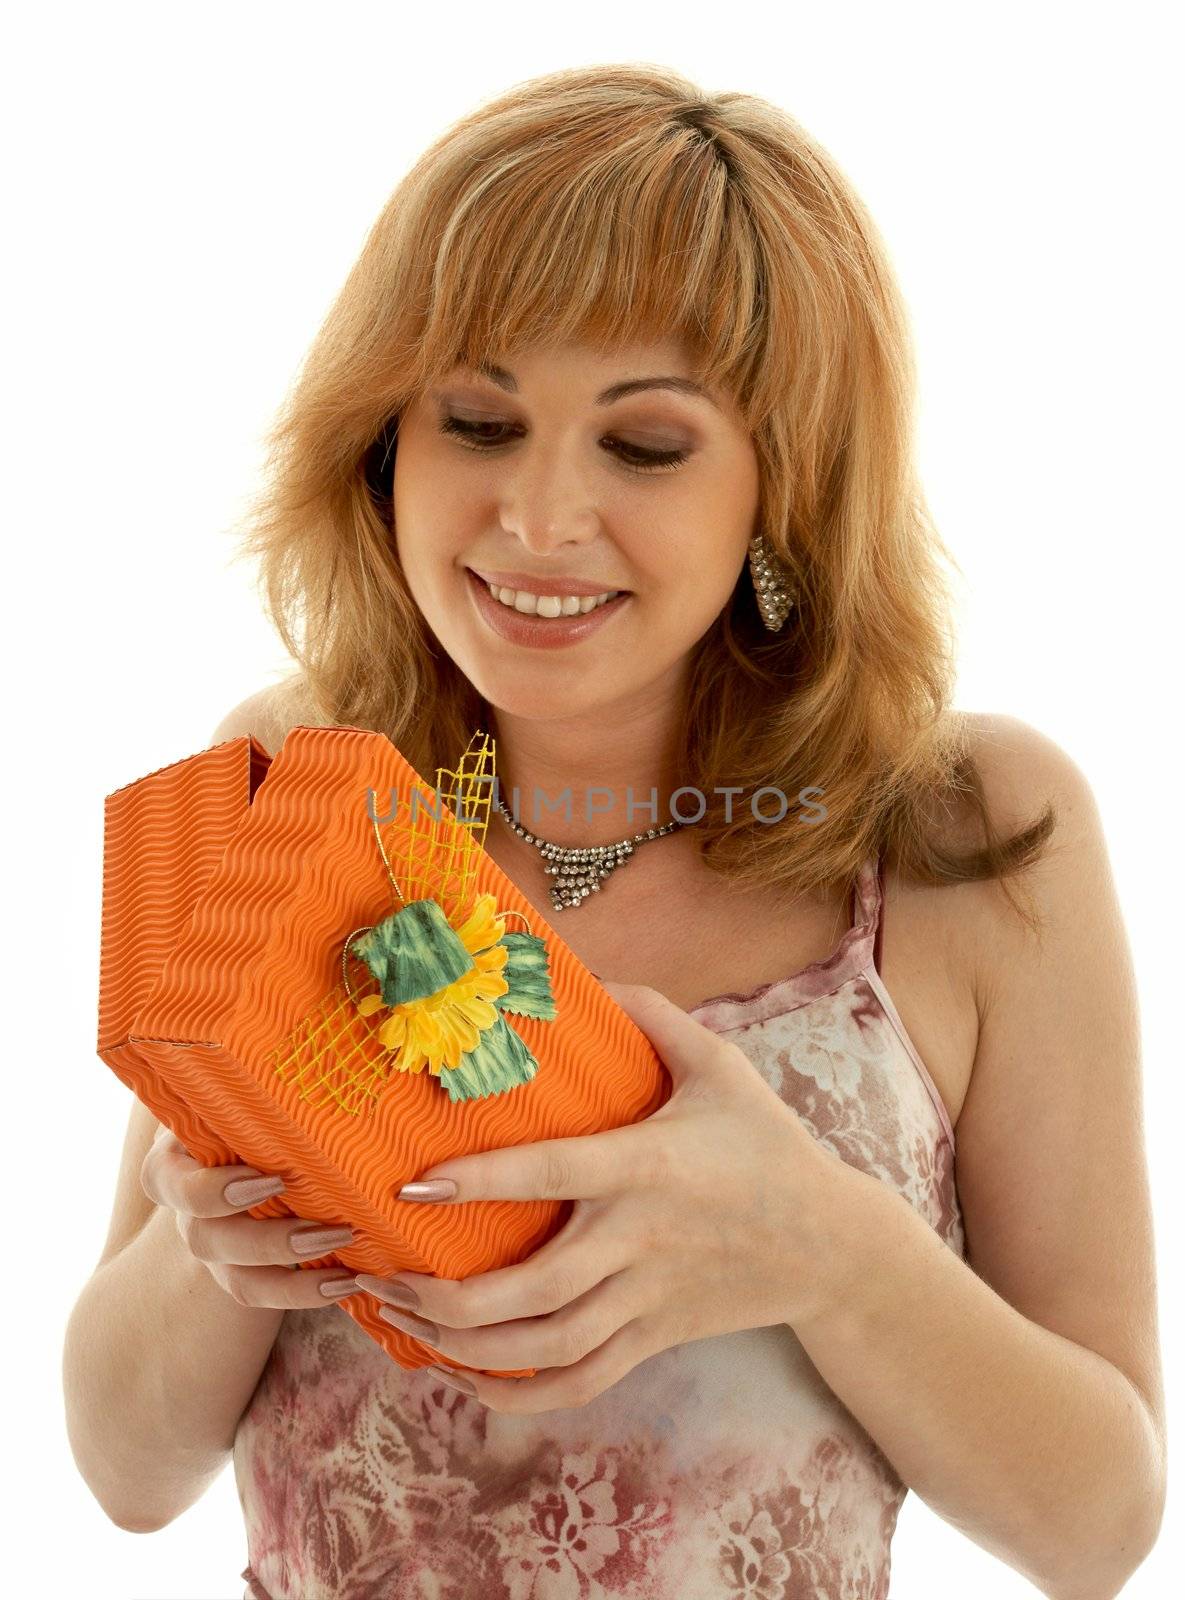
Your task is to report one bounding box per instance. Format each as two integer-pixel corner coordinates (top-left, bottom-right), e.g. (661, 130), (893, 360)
(464, 565), (631, 650)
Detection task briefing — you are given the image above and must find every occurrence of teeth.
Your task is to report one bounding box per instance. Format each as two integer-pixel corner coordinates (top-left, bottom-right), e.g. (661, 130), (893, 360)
(485, 582), (621, 617)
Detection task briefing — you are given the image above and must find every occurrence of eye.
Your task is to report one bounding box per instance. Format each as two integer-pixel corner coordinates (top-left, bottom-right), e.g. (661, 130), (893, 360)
(436, 415), (688, 475)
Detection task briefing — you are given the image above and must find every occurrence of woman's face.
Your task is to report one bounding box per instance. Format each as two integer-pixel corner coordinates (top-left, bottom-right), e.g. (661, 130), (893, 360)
(392, 338), (761, 721)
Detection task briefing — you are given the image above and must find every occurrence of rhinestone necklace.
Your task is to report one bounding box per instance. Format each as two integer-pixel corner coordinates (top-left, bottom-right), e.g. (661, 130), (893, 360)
(493, 795), (689, 912)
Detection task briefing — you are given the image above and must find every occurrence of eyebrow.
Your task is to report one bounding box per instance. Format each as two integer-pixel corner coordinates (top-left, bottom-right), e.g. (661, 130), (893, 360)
(460, 361), (719, 410)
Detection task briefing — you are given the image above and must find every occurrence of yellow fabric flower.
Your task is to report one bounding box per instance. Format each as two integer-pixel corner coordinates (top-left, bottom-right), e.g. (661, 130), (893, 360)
(354, 895), (512, 1076)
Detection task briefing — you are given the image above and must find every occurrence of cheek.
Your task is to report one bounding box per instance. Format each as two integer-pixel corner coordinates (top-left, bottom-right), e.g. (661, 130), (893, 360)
(655, 536), (746, 618)
(397, 543), (461, 635)
(392, 485), (472, 597)
(392, 428), (470, 552)
(642, 497), (748, 581)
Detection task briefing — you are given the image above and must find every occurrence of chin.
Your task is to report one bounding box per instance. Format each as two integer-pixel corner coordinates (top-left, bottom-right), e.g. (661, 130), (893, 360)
(465, 672), (607, 723)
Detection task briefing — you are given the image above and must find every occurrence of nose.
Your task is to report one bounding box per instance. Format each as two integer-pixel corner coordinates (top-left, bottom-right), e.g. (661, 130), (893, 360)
(498, 449), (601, 556)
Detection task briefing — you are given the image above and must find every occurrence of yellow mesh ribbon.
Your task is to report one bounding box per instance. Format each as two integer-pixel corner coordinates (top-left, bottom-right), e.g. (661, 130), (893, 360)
(269, 729), (551, 1113)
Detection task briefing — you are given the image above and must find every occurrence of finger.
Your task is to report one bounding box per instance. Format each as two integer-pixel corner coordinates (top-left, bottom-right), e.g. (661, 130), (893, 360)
(215, 1261), (364, 1311)
(425, 1314), (650, 1416)
(600, 980), (735, 1090)
(142, 1129), (287, 1217)
(374, 1263), (638, 1377)
(407, 1118), (661, 1206)
(358, 1214), (632, 1328)
(177, 1211), (357, 1270)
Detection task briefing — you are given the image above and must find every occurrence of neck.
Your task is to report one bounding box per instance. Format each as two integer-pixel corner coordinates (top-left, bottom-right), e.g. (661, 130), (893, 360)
(484, 699), (690, 849)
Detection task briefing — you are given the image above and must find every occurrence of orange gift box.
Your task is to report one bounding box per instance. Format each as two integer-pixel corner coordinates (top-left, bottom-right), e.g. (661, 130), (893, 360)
(97, 724), (669, 1379)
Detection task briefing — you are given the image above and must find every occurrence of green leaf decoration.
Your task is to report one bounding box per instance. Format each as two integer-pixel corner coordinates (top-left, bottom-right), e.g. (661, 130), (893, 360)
(493, 931), (557, 1021)
(350, 898), (473, 1007)
(438, 1012), (540, 1103)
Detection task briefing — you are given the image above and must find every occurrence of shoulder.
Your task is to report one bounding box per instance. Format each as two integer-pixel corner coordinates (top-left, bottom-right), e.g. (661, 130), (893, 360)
(210, 675), (315, 759)
(948, 709), (1113, 1008)
(875, 711), (1113, 1136)
(904, 710), (1105, 1037)
(956, 709), (1096, 836)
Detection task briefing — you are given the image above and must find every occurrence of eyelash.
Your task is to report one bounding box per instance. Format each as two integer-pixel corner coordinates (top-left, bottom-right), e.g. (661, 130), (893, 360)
(436, 415), (688, 475)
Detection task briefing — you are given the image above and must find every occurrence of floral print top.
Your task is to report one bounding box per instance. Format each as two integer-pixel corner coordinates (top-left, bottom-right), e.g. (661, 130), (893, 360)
(235, 857), (963, 1600)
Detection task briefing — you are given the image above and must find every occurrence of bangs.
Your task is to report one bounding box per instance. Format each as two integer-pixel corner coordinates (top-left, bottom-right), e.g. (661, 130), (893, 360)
(408, 120), (768, 422)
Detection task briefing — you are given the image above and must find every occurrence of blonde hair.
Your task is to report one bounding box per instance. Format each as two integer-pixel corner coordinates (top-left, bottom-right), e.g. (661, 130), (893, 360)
(236, 61), (1054, 924)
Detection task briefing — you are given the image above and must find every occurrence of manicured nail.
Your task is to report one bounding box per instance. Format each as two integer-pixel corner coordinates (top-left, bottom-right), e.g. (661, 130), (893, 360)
(398, 1179), (458, 1202)
(291, 1225), (356, 1257)
(425, 1363), (477, 1395)
(354, 1273), (422, 1312)
(319, 1276), (361, 1300)
(378, 1305), (438, 1341)
(224, 1174), (286, 1207)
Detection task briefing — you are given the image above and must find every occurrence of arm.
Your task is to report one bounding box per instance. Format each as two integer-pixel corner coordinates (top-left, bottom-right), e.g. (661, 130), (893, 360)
(63, 1122), (285, 1532)
(789, 715), (1166, 1600)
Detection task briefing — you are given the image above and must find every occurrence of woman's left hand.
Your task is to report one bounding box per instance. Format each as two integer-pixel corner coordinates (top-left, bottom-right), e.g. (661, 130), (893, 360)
(354, 980), (857, 1412)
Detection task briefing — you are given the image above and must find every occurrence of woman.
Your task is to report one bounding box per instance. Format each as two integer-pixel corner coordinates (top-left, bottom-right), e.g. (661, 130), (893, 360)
(66, 62), (1165, 1600)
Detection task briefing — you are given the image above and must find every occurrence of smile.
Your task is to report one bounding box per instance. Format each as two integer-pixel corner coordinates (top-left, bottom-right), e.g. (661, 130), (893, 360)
(464, 567), (631, 651)
(482, 580), (623, 617)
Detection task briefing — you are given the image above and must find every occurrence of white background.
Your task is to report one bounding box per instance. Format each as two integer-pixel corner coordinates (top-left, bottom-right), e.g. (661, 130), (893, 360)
(5, 2), (1180, 1594)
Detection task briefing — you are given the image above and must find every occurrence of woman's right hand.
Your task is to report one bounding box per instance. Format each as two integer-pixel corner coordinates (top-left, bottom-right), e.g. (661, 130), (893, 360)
(140, 1126), (362, 1309)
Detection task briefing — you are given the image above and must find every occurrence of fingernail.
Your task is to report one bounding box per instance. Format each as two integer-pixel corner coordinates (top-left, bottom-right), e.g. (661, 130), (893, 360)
(291, 1225), (356, 1257)
(397, 1179), (458, 1202)
(224, 1174), (286, 1207)
(378, 1305), (438, 1341)
(354, 1273), (422, 1312)
(319, 1276), (362, 1300)
(425, 1363), (477, 1395)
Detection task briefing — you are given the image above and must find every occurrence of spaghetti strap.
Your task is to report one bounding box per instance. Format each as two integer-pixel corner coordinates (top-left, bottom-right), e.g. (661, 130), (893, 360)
(858, 854), (957, 1152)
(848, 854), (885, 974)
(849, 854), (880, 924)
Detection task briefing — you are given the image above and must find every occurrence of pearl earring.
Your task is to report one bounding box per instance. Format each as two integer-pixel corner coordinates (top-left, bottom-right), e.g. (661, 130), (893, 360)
(747, 531), (796, 632)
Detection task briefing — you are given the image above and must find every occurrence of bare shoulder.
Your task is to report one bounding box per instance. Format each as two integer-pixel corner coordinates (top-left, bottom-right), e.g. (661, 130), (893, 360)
(878, 710), (1094, 1133)
(947, 709), (1103, 991)
(956, 708), (1090, 843)
(210, 675), (315, 758)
